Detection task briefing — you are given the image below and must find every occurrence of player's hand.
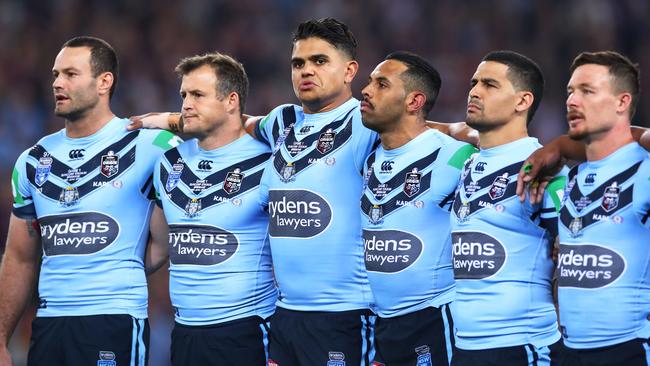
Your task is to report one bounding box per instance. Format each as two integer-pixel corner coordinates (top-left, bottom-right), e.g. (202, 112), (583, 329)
(516, 142), (565, 204)
(0, 346), (14, 366)
(127, 112), (171, 131)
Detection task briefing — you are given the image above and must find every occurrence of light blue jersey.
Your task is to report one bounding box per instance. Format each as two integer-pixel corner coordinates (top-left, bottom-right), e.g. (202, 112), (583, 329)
(11, 118), (179, 318)
(361, 129), (476, 317)
(153, 135), (277, 326)
(449, 137), (563, 350)
(257, 98), (378, 311)
(557, 142), (650, 349)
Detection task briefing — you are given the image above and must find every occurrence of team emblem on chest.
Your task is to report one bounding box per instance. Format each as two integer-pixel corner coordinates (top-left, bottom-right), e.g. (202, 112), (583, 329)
(601, 182), (620, 212)
(185, 198), (202, 218)
(224, 168), (244, 194)
(280, 162), (295, 183)
(35, 154), (53, 186)
(166, 163), (184, 192)
(403, 168), (421, 197)
(59, 186), (79, 207)
(488, 173), (509, 200)
(100, 151), (119, 178)
(369, 204), (384, 225)
(316, 128), (336, 154)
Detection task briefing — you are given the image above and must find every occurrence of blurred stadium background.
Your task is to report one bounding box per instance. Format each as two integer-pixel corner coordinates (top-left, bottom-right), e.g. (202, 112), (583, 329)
(0, 0), (649, 364)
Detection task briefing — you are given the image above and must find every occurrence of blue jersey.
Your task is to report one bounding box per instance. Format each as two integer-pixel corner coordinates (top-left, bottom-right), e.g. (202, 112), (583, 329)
(557, 142), (650, 349)
(257, 98), (378, 311)
(449, 137), (563, 350)
(361, 129), (476, 317)
(11, 118), (179, 318)
(153, 135), (277, 325)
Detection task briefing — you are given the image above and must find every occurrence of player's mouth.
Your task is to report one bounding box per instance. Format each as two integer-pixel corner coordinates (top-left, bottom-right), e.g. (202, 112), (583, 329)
(467, 102), (481, 113)
(360, 99), (373, 112)
(299, 81), (317, 91)
(567, 110), (585, 126)
(54, 93), (70, 104)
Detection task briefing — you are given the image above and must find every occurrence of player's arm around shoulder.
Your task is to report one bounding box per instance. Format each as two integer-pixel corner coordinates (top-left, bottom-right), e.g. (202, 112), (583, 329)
(145, 205), (169, 275)
(427, 121), (479, 147)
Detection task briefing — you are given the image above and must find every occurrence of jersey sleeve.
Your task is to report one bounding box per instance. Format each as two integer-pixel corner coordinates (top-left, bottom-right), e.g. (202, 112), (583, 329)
(253, 104), (295, 146)
(152, 154), (164, 208)
(438, 142), (478, 210)
(634, 157), (650, 228)
(12, 149), (36, 219)
(137, 129), (182, 201)
(538, 166), (570, 238)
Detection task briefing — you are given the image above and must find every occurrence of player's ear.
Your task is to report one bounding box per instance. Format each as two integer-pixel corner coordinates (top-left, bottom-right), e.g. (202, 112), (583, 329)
(344, 60), (359, 85)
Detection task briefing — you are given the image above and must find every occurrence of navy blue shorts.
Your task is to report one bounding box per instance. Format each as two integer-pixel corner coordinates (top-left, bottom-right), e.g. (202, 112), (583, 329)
(559, 338), (650, 366)
(267, 307), (375, 366)
(27, 314), (148, 366)
(171, 315), (270, 366)
(373, 304), (454, 366)
(452, 340), (564, 366)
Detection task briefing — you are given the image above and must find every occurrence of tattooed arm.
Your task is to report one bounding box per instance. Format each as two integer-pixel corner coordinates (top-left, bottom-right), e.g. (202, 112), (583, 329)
(0, 214), (41, 365)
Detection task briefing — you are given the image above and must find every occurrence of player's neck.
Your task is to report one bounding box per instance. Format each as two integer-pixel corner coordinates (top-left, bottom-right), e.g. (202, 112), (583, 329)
(197, 118), (247, 151)
(302, 90), (353, 114)
(479, 118), (528, 150)
(584, 121), (634, 162)
(64, 104), (115, 138)
(380, 118), (428, 150)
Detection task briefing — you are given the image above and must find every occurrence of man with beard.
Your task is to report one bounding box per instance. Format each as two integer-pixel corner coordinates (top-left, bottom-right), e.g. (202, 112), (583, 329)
(449, 51), (565, 365)
(0, 37), (179, 365)
(553, 51), (650, 366)
(359, 51), (475, 366)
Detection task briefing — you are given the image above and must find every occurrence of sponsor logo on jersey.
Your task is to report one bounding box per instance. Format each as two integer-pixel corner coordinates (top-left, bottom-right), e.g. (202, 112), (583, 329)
(166, 163), (184, 192)
(474, 161), (487, 173)
(363, 229), (423, 273)
(35, 155), (53, 186)
(197, 160), (213, 171)
(415, 345), (432, 366)
(327, 352), (345, 366)
(316, 129), (336, 154)
(557, 244), (626, 288)
(97, 351), (116, 366)
(223, 168), (243, 194)
(488, 173), (509, 200)
(68, 149), (85, 160)
(100, 151), (119, 178)
(452, 231), (507, 279)
(168, 224), (239, 265)
(380, 160), (394, 173)
(39, 212), (120, 256)
(403, 168), (421, 197)
(298, 124), (313, 134)
(601, 182), (620, 212)
(268, 189), (332, 238)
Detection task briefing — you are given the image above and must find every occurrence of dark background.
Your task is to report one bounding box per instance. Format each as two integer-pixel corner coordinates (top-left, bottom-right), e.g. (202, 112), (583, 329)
(1, 1), (649, 364)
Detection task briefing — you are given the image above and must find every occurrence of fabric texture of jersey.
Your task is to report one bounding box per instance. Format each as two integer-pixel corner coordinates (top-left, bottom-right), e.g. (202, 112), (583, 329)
(449, 137), (563, 350)
(11, 118), (178, 318)
(361, 129), (476, 317)
(557, 142), (650, 349)
(257, 98), (378, 311)
(153, 135), (277, 325)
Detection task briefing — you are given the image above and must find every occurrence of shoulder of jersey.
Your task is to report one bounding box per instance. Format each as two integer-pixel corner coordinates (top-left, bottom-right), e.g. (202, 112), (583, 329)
(259, 103), (300, 129)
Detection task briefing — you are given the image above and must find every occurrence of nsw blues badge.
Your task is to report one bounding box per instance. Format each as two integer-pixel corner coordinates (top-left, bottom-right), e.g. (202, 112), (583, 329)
(166, 163), (184, 192)
(35, 155), (53, 186)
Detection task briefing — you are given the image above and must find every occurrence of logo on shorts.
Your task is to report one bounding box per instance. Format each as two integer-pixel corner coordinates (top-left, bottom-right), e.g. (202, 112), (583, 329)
(327, 352), (345, 366)
(415, 345), (432, 366)
(97, 350), (116, 366)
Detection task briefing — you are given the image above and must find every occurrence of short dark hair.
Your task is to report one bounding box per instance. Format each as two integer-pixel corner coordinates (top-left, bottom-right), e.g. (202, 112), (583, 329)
(482, 51), (544, 124)
(570, 51), (641, 118)
(62, 36), (119, 99)
(385, 51), (442, 117)
(175, 52), (249, 114)
(292, 18), (357, 59)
